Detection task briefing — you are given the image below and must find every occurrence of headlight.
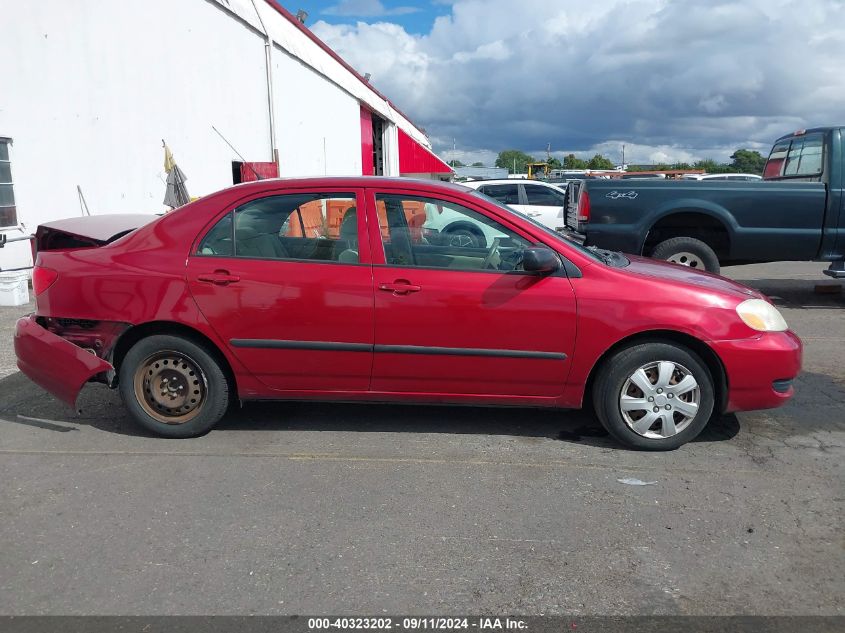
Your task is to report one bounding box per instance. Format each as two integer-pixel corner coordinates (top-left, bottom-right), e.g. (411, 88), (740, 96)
(736, 298), (788, 332)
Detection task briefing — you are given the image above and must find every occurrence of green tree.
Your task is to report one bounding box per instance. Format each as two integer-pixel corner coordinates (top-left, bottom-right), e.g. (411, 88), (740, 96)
(693, 158), (723, 173)
(586, 154), (615, 170)
(449, 159), (465, 168)
(563, 153), (587, 169)
(547, 157), (562, 170)
(495, 150), (535, 174)
(471, 162), (485, 167)
(730, 149), (766, 174)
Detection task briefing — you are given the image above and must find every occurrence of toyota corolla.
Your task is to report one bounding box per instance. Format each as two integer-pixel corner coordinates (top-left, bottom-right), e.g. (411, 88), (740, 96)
(14, 177), (801, 450)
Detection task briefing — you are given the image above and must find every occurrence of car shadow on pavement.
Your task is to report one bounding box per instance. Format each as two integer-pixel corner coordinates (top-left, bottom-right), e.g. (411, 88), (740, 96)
(1, 370), (839, 446)
(0, 369), (771, 449)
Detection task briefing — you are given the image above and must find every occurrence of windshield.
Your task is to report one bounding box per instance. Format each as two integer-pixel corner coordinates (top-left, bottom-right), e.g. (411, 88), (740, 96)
(470, 189), (627, 266)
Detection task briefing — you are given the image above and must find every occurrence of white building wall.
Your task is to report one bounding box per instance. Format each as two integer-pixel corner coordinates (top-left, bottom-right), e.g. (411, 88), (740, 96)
(273, 48), (362, 177)
(0, 0), (434, 271)
(0, 0), (271, 270)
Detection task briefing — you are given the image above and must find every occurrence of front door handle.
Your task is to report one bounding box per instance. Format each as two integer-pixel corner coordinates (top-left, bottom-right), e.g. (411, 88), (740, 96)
(197, 270), (241, 286)
(378, 280), (421, 295)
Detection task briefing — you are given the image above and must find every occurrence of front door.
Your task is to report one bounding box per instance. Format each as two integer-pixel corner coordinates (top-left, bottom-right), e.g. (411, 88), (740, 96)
(186, 189), (374, 393)
(366, 190), (577, 399)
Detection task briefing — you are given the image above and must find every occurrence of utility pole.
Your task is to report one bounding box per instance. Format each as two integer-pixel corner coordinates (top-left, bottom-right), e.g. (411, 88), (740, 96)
(622, 144), (626, 168)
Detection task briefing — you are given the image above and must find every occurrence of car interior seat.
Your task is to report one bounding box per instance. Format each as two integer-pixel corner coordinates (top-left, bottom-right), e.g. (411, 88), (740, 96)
(235, 211), (289, 259)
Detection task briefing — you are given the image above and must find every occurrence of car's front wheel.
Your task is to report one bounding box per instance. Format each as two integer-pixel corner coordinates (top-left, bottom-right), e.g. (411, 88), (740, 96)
(119, 334), (229, 438)
(592, 342), (715, 450)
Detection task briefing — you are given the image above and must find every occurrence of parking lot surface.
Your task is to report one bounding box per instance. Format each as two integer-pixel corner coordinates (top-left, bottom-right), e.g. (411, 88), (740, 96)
(0, 262), (842, 615)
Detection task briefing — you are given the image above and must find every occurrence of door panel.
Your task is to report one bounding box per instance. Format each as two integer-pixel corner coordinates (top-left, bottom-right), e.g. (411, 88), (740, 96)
(372, 267), (576, 396)
(367, 191), (577, 398)
(186, 189), (374, 393)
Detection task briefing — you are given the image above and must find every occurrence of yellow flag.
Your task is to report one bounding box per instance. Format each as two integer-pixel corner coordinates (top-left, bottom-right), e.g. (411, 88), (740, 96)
(163, 144), (175, 173)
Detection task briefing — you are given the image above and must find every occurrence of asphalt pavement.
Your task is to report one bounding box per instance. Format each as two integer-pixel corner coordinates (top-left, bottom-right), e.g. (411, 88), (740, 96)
(0, 262), (842, 615)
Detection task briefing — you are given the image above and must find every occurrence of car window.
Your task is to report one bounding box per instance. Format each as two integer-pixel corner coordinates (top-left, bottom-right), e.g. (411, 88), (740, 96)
(375, 193), (530, 272)
(477, 183), (519, 205)
(470, 189), (612, 265)
(523, 184), (566, 206)
(196, 193), (359, 263)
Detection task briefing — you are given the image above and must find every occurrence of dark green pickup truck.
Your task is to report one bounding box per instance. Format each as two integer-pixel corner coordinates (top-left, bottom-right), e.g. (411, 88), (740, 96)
(565, 126), (845, 276)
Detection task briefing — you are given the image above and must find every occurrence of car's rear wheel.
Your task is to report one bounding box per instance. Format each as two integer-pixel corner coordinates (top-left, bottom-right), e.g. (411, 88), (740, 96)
(650, 236), (720, 273)
(592, 342), (715, 450)
(119, 334), (229, 438)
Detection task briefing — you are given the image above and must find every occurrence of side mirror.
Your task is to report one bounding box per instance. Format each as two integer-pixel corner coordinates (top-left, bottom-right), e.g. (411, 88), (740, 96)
(522, 246), (560, 274)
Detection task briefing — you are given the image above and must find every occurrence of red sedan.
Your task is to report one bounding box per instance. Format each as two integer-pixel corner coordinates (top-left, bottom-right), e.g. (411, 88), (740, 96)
(14, 177), (801, 450)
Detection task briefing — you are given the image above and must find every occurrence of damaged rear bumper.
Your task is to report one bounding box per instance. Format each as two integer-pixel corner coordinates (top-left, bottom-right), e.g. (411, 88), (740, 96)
(14, 315), (113, 408)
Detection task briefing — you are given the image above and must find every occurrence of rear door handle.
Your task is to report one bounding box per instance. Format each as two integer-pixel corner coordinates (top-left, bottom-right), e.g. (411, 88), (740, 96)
(378, 280), (421, 295)
(197, 271), (240, 286)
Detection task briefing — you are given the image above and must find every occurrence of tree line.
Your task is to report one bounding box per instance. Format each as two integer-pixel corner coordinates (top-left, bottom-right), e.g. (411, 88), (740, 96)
(454, 148), (768, 175)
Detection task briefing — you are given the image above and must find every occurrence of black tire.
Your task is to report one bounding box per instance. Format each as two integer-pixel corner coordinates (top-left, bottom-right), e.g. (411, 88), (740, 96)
(592, 342), (715, 451)
(651, 236), (720, 273)
(444, 225), (486, 248)
(119, 334), (229, 438)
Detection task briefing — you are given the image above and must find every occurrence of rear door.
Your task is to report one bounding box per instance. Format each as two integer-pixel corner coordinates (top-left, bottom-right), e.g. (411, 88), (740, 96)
(365, 187), (576, 399)
(186, 188), (375, 393)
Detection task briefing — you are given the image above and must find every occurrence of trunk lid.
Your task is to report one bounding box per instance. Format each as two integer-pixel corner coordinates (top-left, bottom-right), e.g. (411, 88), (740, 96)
(34, 214), (158, 254)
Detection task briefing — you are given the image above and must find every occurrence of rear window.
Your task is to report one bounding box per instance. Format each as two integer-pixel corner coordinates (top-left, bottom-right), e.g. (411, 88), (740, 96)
(764, 133), (824, 179)
(478, 184), (519, 205)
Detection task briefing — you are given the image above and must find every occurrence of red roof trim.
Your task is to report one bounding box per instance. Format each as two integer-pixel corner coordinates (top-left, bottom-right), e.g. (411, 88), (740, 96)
(398, 129), (453, 174)
(264, 1), (422, 137)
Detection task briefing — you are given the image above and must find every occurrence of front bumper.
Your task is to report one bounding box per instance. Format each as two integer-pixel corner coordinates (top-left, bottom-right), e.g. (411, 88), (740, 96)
(14, 315), (113, 408)
(713, 330), (802, 413)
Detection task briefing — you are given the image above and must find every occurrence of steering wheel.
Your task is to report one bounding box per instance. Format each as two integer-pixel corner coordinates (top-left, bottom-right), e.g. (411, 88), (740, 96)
(481, 237), (502, 270)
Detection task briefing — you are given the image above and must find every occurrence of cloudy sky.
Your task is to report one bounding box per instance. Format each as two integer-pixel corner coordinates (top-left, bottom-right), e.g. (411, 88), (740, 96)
(290, 0), (844, 166)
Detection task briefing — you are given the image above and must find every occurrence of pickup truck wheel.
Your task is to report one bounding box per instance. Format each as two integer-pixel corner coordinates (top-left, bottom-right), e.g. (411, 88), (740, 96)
(651, 237), (720, 273)
(119, 334), (229, 438)
(592, 342), (714, 451)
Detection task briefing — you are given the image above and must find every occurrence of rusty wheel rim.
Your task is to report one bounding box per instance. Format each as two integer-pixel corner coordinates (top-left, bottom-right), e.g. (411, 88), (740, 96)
(133, 350), (207, 425)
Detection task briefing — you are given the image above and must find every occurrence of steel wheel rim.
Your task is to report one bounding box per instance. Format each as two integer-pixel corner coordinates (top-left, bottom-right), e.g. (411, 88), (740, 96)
(667, 251), (704, 268)
(133, 350), (207, 425)
(619, 360), (700, 439)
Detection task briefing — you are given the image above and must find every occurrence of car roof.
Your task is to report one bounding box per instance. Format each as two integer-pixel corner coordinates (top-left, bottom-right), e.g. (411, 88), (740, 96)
(699, 173), (762, 179)
(221, 176), (472, 197)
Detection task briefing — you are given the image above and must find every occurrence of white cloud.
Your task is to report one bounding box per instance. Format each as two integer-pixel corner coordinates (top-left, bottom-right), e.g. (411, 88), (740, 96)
(322, 0), (420, 17)
(312, 0), (845, 164)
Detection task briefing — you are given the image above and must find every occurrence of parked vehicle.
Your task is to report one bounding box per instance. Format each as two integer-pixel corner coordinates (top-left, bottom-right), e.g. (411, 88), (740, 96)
(565, 127), (845, 275)
(462, 179), (568, 231)
(15, 177), (801, 450)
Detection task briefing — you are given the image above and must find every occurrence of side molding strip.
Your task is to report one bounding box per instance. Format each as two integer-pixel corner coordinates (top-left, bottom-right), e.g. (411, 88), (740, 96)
(229, 339), (566, 361)
(374, 344), (566, 361)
